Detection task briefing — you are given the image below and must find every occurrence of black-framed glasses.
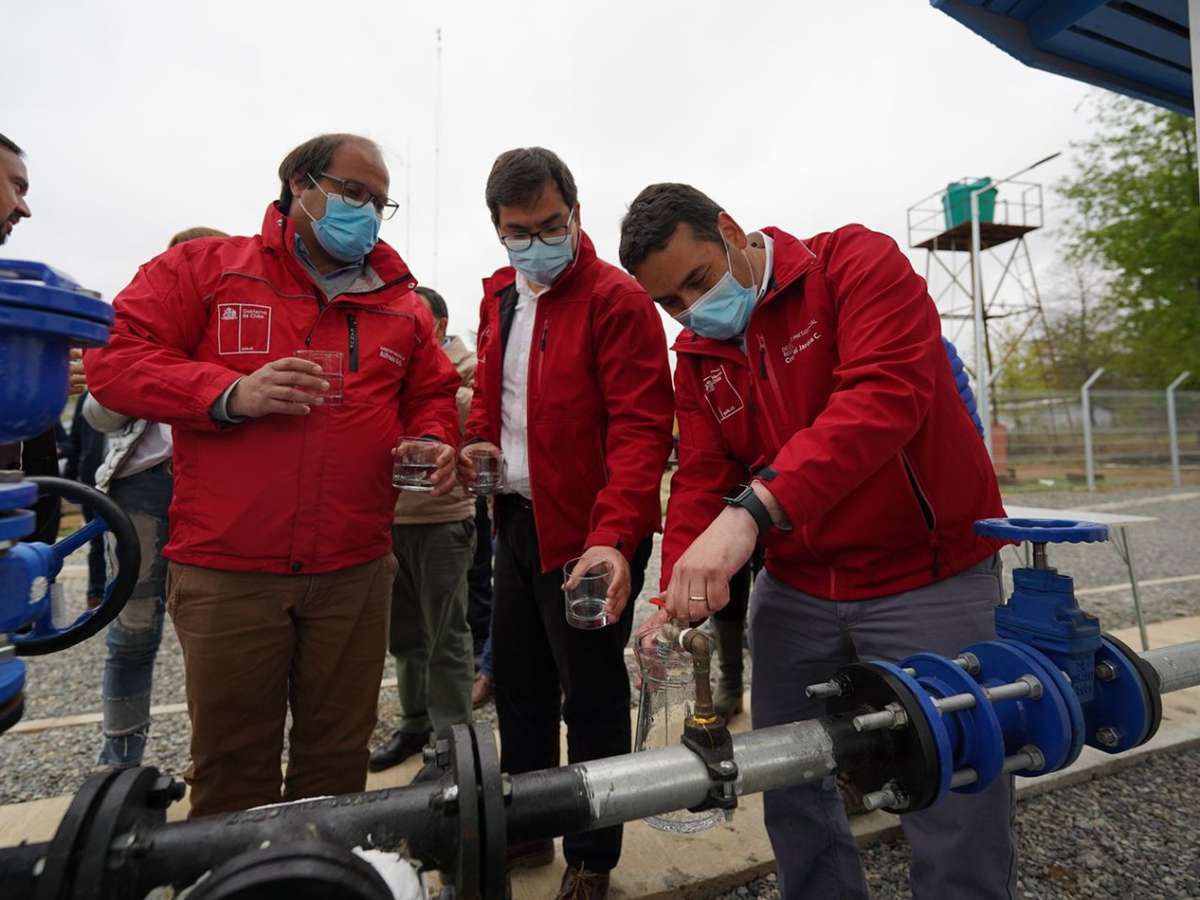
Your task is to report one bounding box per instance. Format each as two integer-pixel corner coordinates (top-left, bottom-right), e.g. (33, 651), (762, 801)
(314, 172), (400, 221)
(498, 209), (575, 251)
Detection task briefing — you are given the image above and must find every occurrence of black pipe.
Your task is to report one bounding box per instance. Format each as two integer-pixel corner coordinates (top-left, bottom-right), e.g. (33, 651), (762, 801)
(503, 765), (592, 846)
(131, 783), (448, 893)
(0, 841), (46, 896)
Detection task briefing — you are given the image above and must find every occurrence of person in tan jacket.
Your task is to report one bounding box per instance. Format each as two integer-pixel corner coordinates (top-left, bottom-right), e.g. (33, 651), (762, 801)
(370, 286), (480, 771)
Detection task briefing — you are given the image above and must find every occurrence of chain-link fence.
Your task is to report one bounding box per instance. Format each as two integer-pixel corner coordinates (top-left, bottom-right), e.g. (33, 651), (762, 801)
(992, 388), (1200, 489)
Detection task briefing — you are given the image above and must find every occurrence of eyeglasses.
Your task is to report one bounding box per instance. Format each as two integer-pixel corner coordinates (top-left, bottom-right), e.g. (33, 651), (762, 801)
(315, 172), (400, 221)
(498, 209), (575, 251)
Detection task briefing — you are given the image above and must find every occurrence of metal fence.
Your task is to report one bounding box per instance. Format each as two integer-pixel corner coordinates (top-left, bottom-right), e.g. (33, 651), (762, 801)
(992, 386), (1200, 489)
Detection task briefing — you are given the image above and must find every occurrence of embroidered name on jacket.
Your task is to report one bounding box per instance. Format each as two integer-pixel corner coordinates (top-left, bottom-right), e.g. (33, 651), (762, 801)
(217, 303), (272, 355)
(379, 346), (407, 368)
(703, 365), (744, 422)
(782, 319), (822, 363)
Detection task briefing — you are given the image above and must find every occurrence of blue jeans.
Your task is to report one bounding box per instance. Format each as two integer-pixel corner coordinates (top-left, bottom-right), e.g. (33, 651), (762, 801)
(81, 505), (108, 600)
(98, 462), (172, 768)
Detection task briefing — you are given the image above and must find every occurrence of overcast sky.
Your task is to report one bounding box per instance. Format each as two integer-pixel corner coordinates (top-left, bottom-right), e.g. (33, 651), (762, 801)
(7, 0), (1098, 352)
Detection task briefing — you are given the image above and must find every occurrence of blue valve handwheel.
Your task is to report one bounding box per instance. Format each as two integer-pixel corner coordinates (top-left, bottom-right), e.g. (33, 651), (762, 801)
(9, 478), (140, 657)
(974, 518), (1109, 544)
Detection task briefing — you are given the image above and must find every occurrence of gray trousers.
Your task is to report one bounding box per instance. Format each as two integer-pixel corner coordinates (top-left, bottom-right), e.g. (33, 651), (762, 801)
(390, 519), (477, 735)
(748, 555), (1016, 900)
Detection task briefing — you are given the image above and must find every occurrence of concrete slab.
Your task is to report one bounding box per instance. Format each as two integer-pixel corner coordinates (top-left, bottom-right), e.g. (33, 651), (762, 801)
(1, 617), (1197, 900)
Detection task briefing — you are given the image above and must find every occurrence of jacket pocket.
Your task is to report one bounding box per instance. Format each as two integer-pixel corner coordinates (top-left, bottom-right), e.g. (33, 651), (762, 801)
(900, 450), (940, 575)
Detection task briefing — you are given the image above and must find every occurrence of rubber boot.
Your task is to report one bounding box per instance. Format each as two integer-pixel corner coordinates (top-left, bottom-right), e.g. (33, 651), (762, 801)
(711, 618), (745, 721)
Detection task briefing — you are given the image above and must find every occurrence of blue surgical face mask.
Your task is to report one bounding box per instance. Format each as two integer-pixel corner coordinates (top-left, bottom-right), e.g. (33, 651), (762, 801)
(674, 238), (758, 340)
(504, 211), (576, 285)
(300, 175), (381, 262)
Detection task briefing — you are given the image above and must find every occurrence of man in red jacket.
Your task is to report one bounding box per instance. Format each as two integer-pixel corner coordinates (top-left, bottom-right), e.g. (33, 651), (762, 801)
(85, 133), (461, 816)
(459, 148), (673, 899)
(621, 184), (1012, 900)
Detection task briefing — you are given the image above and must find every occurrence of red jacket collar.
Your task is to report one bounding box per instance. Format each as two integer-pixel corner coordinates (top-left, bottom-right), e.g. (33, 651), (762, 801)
(481, 230), (599, 299)
(259, 202), (417, 297)
(672, 226), (818, 359)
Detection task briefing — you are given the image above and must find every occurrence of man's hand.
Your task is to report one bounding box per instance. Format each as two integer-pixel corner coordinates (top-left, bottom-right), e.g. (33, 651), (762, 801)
(565, 545), (632, 620)
(68, 348), (87, 397)
(428, 443), (457, 497)
(457, 441), (500, 487)
(664, 506), (758, 623)
(227, 358), (329, 419)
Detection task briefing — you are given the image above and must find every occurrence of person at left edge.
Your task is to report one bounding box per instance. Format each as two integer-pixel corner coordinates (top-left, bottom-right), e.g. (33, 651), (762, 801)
(0, 132), (67, 540)
(84, 133), (461, 817)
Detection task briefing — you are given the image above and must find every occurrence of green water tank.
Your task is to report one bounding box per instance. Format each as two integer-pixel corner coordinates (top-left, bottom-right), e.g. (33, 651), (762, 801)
(943, 178), (996, 229)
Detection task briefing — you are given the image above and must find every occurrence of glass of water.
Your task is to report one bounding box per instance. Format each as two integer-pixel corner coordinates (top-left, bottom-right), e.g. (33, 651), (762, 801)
(393, 437), (443, 492)
(562, 558), (612, 629)
(294, 350), (344, 405)
(464, 445), (506, 496)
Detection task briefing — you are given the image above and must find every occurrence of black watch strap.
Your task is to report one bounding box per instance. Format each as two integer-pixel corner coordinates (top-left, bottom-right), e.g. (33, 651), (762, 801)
(724, 485), (773, 536)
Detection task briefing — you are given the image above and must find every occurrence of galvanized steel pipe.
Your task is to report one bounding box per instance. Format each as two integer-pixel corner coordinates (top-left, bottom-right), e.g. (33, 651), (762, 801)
(1141, 641), (1200, 694)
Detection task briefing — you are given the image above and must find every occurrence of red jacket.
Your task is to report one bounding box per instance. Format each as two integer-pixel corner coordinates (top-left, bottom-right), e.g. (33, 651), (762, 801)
(664, 225), (1004, 600)
(465, 232), (674, 572)
(85, 204), (461, 575)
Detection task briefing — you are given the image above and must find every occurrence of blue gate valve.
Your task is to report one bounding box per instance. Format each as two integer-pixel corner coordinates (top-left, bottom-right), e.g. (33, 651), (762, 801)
(975, 517), (1159, 754)
(976, 518), (1108, 704)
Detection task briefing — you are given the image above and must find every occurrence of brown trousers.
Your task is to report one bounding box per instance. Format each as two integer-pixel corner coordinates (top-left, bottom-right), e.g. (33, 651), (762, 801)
(166, 555), (396, 817)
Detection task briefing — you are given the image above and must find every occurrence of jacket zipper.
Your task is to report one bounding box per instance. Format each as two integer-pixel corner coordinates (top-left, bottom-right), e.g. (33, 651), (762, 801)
(346, 313), (359, 372)
(900, 449), (941, 576)
(754, 332), (788, 448)
(535, 319), (550, 394)
(304, 302), (330, 347)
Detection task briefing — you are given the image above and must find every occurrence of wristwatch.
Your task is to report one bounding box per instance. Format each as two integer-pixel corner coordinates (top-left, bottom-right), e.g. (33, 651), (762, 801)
(723, 484), (773, 536)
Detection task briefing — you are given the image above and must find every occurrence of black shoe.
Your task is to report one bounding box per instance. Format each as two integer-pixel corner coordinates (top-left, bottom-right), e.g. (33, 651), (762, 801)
(368, 730), (430, 772)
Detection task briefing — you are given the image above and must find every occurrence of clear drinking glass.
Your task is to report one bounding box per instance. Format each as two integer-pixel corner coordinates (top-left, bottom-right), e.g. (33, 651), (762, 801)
(562, 558), (611, 629)
(294, 350), (344, 405)
(392, 437), (442, 492)
(634, 629), (725, 833)
(464, 445), (506, 496)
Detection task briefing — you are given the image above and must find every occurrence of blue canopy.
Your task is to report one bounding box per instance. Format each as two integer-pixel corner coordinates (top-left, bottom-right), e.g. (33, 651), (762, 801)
(932, 1), (1193, 116)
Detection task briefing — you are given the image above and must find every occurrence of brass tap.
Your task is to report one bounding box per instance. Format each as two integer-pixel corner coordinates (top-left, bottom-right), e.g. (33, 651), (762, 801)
(659, 622), (718, 723)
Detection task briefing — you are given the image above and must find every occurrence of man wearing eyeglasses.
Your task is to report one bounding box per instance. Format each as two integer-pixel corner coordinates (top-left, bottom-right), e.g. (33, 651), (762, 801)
(458, 147), (673, 899)
(85, 133), (461, 816)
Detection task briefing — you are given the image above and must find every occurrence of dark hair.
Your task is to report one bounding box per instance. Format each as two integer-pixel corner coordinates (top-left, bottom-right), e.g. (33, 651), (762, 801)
(168, 226), (228, 249)
(485, 147), (577, 226)
(277, 133), (375, 210)
(414, 286), (448, 322)
(0, 133), (23, 157)
(619, 183), (725, 272)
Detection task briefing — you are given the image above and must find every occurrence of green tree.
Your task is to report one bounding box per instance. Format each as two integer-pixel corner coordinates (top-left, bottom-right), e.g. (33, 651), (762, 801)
(998, 261), (1121, 391)
(1056, 94), (1199, 386)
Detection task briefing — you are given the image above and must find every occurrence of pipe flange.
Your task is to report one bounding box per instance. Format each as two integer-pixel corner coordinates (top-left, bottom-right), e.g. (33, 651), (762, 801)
(471, 724), (509, 900)
(826, 661), (944, 813)
(445, 724), (481, 899)
(902, 652), (1005, 796)
(966, 641), (1078, 774)
(1093, 633), (1162, 750)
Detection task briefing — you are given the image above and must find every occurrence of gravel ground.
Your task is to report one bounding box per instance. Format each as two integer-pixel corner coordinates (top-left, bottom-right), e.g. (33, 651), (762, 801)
(716, 745), (1200, 900)
(1, 487), (1197, 893)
